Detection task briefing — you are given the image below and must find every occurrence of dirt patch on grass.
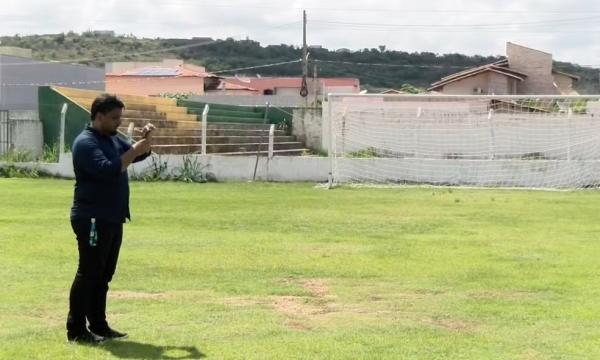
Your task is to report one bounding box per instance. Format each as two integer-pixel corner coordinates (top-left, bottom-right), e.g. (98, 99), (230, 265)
(421, 317), (478, 332)
(285, 319), (313, 331)
(271, 296), (326, 317)
(517, 349), (546, 360)
(269, 278), (338, 330)
(469, 290), (536, 301)
(222, 297), (263, 307)
(109, 291), (168, 300)
(300, 279), (331, 298)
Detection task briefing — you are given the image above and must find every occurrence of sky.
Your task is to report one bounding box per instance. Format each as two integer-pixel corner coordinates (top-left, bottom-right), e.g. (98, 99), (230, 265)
(1, 0), (600, 67)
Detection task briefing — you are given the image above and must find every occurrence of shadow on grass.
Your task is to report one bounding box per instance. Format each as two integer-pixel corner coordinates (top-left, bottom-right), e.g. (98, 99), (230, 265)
(102, 340), (205, 359)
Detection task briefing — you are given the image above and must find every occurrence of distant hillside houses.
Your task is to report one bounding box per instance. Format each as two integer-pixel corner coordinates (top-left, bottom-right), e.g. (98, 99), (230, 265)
(429, 42), (579, 95)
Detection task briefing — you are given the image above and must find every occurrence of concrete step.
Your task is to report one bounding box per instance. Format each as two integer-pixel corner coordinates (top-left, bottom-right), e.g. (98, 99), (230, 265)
(178, 100), (260, 112)
(68, 97), (159, 112)
(121, 119), (271, 130)
(207, 115), (265, 124)
(123, 110), (166, 120)
(133, 135), (296, 145)
(155, 105), (190, 114)
(119, 127), (286, 137)
(165, 113), (199, 122)
(205, 122), (273, 130)
(218, 149), (309, 156)
(187, 107), (264, 119)
(68, 97), (191, 116)
(152, 142), (304, 154)
(54, 86), (176, 106)
(120, 118), (200, 129)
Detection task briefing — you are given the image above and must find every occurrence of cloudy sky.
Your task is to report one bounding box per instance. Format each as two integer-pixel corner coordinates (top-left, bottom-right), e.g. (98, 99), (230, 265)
(2, 0), (600, 66)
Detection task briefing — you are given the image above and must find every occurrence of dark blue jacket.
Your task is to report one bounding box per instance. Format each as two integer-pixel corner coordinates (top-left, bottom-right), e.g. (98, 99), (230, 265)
(70, 125), (149, 223)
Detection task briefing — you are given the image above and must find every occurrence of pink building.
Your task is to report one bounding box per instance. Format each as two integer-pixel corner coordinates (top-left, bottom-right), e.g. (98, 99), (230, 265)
(221, 77), (360, 95)
(105, 59), (220, 96)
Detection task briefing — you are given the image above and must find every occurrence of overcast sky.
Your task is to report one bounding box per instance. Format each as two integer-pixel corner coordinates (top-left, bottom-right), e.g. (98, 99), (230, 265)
(2, 0), (600, 67)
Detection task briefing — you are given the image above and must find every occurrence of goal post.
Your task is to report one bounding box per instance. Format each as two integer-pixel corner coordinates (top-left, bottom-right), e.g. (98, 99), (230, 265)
(327, 93), (600, 188)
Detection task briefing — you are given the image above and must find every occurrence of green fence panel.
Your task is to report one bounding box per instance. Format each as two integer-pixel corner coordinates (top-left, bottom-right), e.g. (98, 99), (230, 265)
(38, 86), (91, 149)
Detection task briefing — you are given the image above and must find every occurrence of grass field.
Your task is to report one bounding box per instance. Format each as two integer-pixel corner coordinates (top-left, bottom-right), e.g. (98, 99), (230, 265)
(1, 178), (599, 359)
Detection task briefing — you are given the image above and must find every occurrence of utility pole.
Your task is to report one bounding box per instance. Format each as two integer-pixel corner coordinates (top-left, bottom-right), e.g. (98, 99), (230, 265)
(313, 63), (318, 107)
(300, 10), (308, 99)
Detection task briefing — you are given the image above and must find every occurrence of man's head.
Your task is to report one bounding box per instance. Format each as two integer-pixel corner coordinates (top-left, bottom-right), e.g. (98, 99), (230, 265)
(90, 94), (125, 136)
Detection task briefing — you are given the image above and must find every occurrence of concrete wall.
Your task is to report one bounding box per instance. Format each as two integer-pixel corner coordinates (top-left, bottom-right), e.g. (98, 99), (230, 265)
(105, 59), (185, 73)
(333, 111), (600, 160)
(335, 158), (600, 188)
(191, 94), (304, 107)
(554, 73), (576, 95)
(488, 72), (512, 95)
(106, 76), (205, 96)
(0, 55), (104, 110)
(441, 73), (491, 94)
(327, 96), (600, 161)
(507, 42), (558, 95)
(206, 89), (258, 96)
(1, 154), (330, 182)
(292, 108), (323, 152)
(5, 154), (600, 188)
(8, 110), (43, 157)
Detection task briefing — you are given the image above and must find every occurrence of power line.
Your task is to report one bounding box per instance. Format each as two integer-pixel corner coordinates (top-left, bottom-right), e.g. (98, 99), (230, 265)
(140, 1), (600, 15)
(310, 24), (600, 33)
(211, 59), (301, 74)
(312, 16), (600, 29)
(314, 59), (475, 69)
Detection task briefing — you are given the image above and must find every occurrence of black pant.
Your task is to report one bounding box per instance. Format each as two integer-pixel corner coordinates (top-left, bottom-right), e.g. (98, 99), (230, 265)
(67, 218), (123, 336)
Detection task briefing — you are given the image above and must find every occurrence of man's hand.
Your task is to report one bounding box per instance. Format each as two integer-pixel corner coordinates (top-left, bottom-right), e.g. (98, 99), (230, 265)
(141, 123), (156, 142)
(132, 138), (151, 156)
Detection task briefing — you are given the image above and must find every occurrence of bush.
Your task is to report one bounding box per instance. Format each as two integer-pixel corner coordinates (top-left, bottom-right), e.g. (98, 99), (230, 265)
(0, 164), (40, 178)
(0, 149), (33, 163)
(130, 154), (214, 183)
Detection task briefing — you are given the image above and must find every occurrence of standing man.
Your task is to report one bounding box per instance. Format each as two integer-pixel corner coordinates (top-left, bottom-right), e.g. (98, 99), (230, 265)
(67, 94), (155, 344)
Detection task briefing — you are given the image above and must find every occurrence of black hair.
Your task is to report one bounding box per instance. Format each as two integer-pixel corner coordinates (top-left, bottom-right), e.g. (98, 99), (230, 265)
(90, 94), (125, 121)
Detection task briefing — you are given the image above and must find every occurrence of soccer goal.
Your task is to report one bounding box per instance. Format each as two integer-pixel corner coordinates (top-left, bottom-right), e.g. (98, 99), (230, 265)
(327, 94), (600, 188)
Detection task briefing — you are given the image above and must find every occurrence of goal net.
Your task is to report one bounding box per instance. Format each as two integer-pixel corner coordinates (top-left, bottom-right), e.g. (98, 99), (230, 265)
(327, 94), (600, 188)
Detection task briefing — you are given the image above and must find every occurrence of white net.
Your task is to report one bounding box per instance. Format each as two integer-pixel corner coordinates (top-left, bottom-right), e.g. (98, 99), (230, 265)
(328, 94), (600, 188)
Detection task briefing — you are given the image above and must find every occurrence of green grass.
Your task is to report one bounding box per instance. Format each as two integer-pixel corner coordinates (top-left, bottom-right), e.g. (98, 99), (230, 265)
(1, 179), (600, 359)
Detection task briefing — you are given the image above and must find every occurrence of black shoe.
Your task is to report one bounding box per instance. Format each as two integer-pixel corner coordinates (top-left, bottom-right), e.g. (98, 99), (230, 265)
(67, 331), (106, 345)
(90, 327), (128, 340)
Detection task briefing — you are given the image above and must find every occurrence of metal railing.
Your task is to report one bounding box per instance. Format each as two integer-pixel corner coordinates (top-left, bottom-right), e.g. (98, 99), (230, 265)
(0, 110), (11, 154)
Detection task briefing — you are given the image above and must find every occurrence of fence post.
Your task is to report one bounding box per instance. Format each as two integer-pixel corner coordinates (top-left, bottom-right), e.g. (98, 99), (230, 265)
(488, 108), (495, 160)
(201, 104), (209, 156)
(567, 108), (573, 161)
(414, 107), (422, 158)
(127, 123), (135, 142)
(341, 107), (347, 155)
(268, 124), (275, 159)
(0, 110), (9, 154)
(327, 95), (335, 188)
(59, 103), (68, 163)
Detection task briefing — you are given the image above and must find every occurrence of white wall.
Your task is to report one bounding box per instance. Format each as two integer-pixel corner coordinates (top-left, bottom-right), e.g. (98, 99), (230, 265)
(3, 154), (330, 182)
(5, 155), (600, 188)
(2, 111), (43, 157)
(327, 97), (600, 161)
(335, 158), (600, 188)
(292, 108), (323, 152)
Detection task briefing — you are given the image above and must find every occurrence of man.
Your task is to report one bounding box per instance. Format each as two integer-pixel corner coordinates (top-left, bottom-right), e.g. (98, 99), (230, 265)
(67, 94), (155, 344)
